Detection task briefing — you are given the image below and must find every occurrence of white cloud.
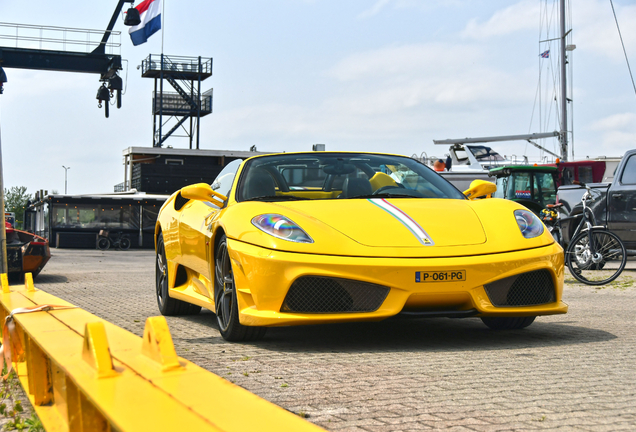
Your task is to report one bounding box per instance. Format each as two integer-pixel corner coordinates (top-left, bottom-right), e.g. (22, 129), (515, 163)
(357, 0), (463, 20)
(590, 112), (636, 131)
(573, 0), (636, 62)
(327, 43), (491, 83)
(358, 0), (392, 19)
(462, 0), (539, 39)
(574, 112), (636, 159)
(461, 0), (636, 62)
(326, 43), (535, 105)
(208, 40), (541, 156)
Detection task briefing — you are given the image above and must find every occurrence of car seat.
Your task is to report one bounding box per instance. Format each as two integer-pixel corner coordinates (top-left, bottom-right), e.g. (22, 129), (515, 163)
(243, 168), (276, 200)
(341, 177), (372, 198)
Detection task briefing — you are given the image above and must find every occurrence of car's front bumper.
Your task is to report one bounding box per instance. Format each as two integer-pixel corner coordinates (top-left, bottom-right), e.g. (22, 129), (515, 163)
(227, 239), (567, 327)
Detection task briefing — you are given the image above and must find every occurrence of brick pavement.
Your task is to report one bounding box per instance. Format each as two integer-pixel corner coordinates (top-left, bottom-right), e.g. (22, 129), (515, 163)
(34, 249), (636, 431)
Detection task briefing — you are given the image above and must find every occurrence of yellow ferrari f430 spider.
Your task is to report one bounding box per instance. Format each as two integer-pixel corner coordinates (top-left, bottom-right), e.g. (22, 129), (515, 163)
(155, 152), (567, 341)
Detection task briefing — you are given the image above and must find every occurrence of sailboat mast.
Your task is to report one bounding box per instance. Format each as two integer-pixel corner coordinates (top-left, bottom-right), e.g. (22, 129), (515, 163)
(559, 0), (568, 161)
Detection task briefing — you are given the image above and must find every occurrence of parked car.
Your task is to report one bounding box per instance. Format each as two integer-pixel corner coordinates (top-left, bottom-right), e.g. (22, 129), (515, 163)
(556, 149), (636, 253)
(155, 152), (567, 341)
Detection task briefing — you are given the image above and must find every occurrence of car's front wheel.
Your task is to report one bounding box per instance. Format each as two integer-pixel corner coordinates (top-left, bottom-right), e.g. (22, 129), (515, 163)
(214, 234), (267, 341)
(481, 316), (536, 330)
(156, 233), (201, 316)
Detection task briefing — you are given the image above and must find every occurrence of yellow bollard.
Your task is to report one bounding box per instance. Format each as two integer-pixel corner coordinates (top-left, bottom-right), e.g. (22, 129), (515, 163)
(142, 316), (182, 371)
(82, 322), (118, 378)
(24, 273), (35, 292)
(1, 274), (9, 293)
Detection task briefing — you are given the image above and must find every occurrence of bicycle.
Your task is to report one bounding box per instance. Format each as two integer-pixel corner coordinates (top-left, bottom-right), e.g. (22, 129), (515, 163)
(97, 230), (131, 251)
(540, 184), (627, 285)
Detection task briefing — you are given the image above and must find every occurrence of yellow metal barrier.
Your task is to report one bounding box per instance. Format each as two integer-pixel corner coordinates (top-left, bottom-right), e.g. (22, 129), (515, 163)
(0, 274), (324, 432)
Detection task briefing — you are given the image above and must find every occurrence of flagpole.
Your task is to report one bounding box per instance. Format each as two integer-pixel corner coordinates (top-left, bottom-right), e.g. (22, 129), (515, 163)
(161, 0), (165, 55)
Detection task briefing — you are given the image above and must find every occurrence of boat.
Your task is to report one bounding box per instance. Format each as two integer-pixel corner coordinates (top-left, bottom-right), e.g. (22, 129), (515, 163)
(5, 223), (51, 280)
(414, 137), (554, 191)
(432, 143), (499, 190)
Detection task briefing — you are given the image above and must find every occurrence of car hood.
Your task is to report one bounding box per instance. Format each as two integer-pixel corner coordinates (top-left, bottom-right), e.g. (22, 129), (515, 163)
(276, 198), (485, 247)
(220, 198), (554, 258)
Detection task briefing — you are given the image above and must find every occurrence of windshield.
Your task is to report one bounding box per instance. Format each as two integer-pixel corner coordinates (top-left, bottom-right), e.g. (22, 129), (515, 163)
(467, 145), (505, 162)
(236, 153), (465, 202)
(492, 171), (556, 204)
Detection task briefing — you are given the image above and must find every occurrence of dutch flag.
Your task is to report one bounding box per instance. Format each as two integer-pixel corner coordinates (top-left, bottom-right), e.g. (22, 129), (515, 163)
(128, 0), (162, 46)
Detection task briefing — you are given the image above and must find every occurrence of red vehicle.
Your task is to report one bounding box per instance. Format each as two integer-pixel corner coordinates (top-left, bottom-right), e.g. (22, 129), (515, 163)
(542, 158), (620, 187)
(6, 223), (51, 279)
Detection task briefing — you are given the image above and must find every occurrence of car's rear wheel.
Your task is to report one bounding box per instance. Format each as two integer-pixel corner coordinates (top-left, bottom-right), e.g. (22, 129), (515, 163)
(481, 316), (536, 330)
(214, 235), (267, 341)
(156, 233), (201, 316)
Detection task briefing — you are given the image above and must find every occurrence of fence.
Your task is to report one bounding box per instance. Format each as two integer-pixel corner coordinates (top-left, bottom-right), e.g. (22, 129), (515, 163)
(0, 273), (323, 431)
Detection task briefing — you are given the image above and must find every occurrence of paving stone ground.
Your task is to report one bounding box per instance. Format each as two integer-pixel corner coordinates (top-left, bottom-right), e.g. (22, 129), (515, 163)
(33, 248), (636, 431)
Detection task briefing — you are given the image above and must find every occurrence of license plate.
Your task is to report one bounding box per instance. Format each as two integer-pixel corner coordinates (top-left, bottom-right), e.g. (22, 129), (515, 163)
(415, 270), (466, 283)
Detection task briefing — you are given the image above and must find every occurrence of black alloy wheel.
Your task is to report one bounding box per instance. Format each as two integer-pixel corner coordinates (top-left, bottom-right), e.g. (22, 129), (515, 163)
(214, 235), (267, 341)
(155, 233), (201, 316)
(156, 234), (169, 311)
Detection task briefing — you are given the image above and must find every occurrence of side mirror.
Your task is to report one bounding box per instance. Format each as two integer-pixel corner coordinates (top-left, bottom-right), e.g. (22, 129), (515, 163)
(181, 183), (227, 207)
(463, 180), (497, 200)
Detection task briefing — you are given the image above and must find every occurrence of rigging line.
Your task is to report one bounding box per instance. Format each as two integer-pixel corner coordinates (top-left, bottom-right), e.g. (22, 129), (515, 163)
(539, 0), (550, 135)
(545, 52), (560, 133)
(609, 0), (636, 98)
(122, 59), (129, 96)
(543, 0), (559, 133)
(531, 0), (545, 134)
(569, 0), (574, 158)
(529, 68), (541, 133)
(568, 0), (575, 158)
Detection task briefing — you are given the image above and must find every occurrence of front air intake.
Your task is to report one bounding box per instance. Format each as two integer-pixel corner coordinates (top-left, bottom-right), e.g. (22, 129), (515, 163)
(484, 269), (555, 307)
(281, 277), (390, 313)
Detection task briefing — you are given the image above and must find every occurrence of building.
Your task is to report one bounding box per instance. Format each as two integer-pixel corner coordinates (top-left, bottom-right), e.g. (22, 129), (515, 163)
(26, 191), (168, 249)
(27, 146), (275, 248)
(115, 146), (270, 194)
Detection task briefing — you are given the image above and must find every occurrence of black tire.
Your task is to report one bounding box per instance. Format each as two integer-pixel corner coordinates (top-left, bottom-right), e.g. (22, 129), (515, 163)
(156, 233), (201, 316)
(214, 235), (267, 341)
(97, 237), (110, 251)
(565, 229), (627, 285)
(481, 316), (536, 330)
(549, 226), (562, 246)
(119, 237), (131, 250)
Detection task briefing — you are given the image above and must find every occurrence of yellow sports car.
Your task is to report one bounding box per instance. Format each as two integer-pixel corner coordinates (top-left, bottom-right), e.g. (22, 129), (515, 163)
(155, 152), (567, 341)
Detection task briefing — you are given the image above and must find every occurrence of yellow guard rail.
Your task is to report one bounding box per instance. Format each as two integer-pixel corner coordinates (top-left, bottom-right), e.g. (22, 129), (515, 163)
(0, 273), (323, 432)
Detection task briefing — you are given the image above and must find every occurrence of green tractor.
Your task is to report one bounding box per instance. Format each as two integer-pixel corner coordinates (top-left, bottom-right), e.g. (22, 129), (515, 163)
(488, 165), (559, 215)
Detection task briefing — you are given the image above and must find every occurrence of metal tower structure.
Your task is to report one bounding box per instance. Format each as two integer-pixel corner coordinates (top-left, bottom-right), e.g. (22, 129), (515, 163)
(141, 54), (213, 149)
(0, 0), (136, 117)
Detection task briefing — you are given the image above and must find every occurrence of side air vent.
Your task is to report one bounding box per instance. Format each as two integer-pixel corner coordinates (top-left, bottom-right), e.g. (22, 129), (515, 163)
(174, 192), (190, 211)
(281, 276), (389, 313)
(484, 269), (555, 307)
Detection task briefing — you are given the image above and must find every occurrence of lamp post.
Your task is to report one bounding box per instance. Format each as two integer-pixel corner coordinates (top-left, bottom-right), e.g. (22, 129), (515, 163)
(62, 166), (70, 194)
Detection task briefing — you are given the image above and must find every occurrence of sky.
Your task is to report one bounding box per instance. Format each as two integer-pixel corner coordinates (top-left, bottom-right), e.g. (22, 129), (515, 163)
(1, 0), (635, 195)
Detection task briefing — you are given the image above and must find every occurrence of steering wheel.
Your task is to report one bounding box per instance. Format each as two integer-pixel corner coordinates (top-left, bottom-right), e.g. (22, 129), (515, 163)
(372, 184), (404, 195)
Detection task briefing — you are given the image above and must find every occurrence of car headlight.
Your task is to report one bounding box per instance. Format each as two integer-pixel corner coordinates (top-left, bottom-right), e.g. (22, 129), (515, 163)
(252, 214), (314, 243)
(514, 209), (544, 239)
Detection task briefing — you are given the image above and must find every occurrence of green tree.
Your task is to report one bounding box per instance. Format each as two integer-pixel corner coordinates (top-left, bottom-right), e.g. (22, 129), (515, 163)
(4, 186), (32, 228)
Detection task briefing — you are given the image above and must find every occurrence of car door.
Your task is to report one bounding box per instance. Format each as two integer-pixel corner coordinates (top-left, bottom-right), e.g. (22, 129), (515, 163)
(178, 160), (243, 282)
(608, 153), (636, 248)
